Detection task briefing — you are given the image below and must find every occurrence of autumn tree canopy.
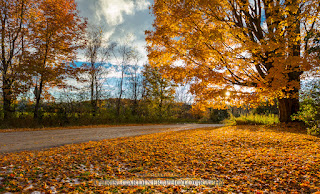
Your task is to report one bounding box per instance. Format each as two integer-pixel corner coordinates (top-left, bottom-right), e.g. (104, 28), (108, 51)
(0, 0), (86, 119)
(146, 0), (320, 122)
(29, 0), (86, 119)
(142, 63), (175, 119)
(0, 0), (36, 119)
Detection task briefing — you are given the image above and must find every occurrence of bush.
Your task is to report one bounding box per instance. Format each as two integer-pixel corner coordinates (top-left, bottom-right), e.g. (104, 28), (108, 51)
(210, 109), (229, 123)
(307, 125), (320, 136)
(253, 100), (278, 115)
(292, 98), (320, 135)
(292, 79), (320, 135)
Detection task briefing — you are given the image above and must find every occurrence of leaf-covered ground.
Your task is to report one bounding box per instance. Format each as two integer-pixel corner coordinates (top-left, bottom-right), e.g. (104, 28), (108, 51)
(0, 126), (320, 193)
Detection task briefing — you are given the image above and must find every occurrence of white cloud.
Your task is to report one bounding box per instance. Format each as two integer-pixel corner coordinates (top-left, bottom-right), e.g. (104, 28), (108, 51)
(98, 0), (135, 26)
(103, 28), (116, 42)
(96, 0), (151, 26)
(135, 0), (150, 11)
(106, 64), (123, 78)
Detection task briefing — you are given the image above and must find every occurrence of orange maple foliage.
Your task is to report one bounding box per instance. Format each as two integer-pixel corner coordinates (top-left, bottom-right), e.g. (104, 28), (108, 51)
(26, 0), (86, 118)
(1, 0), (86, 119)
(0, 0), (37, 119)
(146, 0), (320, 122)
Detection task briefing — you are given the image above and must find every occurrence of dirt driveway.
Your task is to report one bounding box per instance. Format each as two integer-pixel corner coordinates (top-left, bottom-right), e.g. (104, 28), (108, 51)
(0, 124), (223, 153)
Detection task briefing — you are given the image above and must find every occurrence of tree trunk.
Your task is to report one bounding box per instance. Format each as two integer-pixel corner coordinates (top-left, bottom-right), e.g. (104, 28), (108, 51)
(132, 99), (138, 115)
(34, 79), (43, 120)
(116, 96), (122, 116)
(117, 71), (124, 116)
(277, 71), (300, 123)
(132, 81), (138, 115)
(90, 63), (97, 117)
(90, 80), (97, 117)
(277, 0), (301, 123)
(278, 97), (299, 123)
(2, 80), (14, 120)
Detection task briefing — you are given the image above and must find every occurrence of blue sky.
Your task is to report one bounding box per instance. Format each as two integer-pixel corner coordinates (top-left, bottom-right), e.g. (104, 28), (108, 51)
(64, 0), (155, 97)
(75, 0), (154, 64)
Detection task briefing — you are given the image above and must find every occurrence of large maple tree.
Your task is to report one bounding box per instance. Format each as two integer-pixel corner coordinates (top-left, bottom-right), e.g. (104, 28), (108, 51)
(146, 0), (320, 122)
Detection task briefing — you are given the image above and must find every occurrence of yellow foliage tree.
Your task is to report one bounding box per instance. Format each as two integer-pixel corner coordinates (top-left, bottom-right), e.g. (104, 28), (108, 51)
(0, 0), (36, 119)
(28, 0), (86, 119)
(146, 0), (320, 122)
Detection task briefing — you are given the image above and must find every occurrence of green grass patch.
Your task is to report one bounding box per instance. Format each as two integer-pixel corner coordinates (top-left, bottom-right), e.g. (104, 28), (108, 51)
(224, 113), (279, 125)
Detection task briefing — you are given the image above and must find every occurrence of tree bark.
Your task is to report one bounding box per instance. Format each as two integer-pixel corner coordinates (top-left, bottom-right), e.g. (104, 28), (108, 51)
(278, 97), (299, 123)
(116, 93), (122, 116)
(116, 70), (124, 116)
(34, 79), (43, 120)
(90, 66), (97, 117)
(277, 71), (301, 123)
(2, 78), (14, 120)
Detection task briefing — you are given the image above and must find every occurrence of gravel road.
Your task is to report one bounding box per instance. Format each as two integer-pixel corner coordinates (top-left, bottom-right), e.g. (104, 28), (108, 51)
(0, 124), (223, 153)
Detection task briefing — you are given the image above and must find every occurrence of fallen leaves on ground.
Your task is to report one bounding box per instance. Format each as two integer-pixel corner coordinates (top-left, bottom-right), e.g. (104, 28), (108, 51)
(0, 126), (319, 193)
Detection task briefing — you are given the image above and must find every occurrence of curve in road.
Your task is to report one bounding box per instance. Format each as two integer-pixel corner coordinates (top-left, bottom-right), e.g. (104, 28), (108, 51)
(0, 124), (224, 153)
